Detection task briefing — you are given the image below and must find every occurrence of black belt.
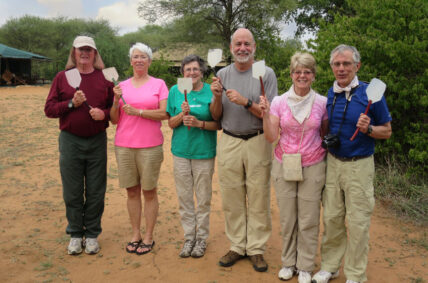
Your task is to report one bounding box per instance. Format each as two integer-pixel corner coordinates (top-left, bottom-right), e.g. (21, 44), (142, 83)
(329, 152), (371, 162)
(223, 129), (263, 140)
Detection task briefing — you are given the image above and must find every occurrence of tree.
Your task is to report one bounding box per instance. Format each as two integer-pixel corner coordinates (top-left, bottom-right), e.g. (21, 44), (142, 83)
(313, 0), (428, 177)
(284, 0), (354, 36)
(137, 0), (295, 61)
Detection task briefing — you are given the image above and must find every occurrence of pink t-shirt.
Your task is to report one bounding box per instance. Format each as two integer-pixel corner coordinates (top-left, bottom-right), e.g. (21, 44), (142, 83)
(114, 77), (168, 148)
(270, 92), (328, 167)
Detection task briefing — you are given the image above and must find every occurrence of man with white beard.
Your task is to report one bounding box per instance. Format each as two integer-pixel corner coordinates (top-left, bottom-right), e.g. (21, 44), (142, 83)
(210, 28), (278, 272)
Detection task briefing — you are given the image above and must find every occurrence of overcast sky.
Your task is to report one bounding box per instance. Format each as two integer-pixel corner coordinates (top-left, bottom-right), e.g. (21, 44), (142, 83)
(0, 0), (299, 38)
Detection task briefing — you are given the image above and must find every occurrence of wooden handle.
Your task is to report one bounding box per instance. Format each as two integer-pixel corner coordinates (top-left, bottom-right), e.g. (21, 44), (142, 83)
(259, 76), (265, 97)
(184, 90), (190, 130)
(350, 100), (372, 141)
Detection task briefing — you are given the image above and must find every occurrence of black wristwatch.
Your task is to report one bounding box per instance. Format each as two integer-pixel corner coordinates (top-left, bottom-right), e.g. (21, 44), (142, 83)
(367, 125), (373, 135)
(68, 99), (74, 109)
(244, 99), (253, 109)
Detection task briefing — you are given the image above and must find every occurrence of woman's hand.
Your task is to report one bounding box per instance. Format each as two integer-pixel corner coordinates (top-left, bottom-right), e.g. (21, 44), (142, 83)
(181, 101), (190, 114)
(183, 114), (202, 128)
(113, 85), (122, 103)
(89, 108), (105, 121)
(122, 104), (140, 116)
(259, 95), (270, 116)
(72, 90), (87, 107)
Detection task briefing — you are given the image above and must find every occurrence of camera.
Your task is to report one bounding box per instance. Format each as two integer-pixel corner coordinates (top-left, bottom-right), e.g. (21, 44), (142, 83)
(322, 134), (340, 149)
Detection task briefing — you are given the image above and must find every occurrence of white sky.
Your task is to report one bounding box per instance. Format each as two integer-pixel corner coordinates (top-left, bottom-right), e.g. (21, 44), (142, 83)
(0, 0), (301, 39)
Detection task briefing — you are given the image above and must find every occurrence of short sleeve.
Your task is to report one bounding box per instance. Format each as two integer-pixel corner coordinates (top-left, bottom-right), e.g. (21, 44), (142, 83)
(270, 96), (282, 118)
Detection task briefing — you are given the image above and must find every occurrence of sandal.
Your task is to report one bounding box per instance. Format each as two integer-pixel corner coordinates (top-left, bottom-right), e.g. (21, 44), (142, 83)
(126, 239), (142, 253)
(136, 241), (155, 255)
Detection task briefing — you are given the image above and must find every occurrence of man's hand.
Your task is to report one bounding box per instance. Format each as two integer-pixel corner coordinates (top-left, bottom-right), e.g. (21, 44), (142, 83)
(356, 113), (371, 133)
(225, 89), (247, 106)
(211, 77), (223, 98)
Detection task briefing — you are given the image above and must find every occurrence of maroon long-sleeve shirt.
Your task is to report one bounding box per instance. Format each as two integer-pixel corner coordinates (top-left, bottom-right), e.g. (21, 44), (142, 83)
(45, 69), (114, 137)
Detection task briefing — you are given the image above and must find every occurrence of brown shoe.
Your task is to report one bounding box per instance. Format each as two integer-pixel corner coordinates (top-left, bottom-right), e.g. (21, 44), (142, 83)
(249, 254), (268, 272)
(219, 250), (245, 267)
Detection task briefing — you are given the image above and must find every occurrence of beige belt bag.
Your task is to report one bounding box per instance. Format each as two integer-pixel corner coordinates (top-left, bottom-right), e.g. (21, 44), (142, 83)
(280, 119), (305, 182)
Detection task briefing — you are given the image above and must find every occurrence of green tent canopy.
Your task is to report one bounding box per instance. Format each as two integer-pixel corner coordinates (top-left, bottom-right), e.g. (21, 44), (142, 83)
(0, 43), (50, 85)
(0, 43), (49, 60)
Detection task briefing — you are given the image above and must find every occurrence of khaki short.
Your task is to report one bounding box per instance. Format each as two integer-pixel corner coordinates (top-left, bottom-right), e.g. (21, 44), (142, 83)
(115, 145), (163, 190)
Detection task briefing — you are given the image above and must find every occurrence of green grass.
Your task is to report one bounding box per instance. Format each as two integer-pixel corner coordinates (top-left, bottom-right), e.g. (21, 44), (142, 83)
(374, 158), (428, 226)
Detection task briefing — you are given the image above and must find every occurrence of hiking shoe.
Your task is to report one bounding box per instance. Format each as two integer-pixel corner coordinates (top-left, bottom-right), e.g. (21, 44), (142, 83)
(67, 237), (83, 255)
(298, 270), (312, 283)
(179, 239), (195, 258)
(278, 266), (296, 280)
(191, 239), (207, 258)
(311, 270), (339, 283)
(84, 238), (100, 254)
(249, 254), (268, 272)
(346, 280), (360, 283)
(218, 250), (245, 267)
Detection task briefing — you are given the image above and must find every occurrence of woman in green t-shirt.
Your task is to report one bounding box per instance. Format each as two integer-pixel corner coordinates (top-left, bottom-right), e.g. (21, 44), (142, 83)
(166, 55), (220, 258)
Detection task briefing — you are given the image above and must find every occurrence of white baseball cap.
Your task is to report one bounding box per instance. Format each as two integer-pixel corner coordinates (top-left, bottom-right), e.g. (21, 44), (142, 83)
(73, 36), (97, 50)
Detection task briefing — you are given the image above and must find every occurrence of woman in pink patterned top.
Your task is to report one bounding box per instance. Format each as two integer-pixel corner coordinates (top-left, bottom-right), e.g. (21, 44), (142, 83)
(260, 52), (328, 283)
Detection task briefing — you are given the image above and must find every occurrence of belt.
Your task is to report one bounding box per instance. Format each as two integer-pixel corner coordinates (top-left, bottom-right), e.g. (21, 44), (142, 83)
(223, 129), (264, 140)
(330, 152), (371, 162)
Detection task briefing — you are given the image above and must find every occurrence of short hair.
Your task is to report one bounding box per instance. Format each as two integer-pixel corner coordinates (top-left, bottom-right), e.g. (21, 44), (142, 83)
(290, 52), (316, 74)
(180, 54), (207, 75)
(329, 44), (361, 65)
(129, 42), (153, 60)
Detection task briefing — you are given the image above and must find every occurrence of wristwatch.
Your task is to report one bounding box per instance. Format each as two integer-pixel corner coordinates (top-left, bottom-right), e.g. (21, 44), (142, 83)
(367, 125), (373, 135)
(68, 99), (74, 109)
(244, 99), (253, 109)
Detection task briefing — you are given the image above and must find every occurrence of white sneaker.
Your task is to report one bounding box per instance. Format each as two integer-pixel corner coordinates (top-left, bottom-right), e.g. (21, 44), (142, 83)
(346, 280), (360, 283)
(84, 238), (100, 254)
(278, 266), (296, 280)
(312, 270), (339, 283)
(191, 239), (207, 258)
(67, 237), (83, 255)
(298, 270), (312, 283)
(179, 239), (195, 258)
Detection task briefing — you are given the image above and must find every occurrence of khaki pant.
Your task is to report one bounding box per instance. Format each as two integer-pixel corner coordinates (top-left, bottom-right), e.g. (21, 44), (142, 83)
(272, 158), (326, 272)
(217, 133), (272, 256)
(320, 153), (375, 283)
(173, 155), (214, 241)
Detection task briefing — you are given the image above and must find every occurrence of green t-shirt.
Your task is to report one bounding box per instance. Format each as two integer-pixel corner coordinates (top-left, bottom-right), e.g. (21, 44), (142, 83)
(166, 83), (217, 159)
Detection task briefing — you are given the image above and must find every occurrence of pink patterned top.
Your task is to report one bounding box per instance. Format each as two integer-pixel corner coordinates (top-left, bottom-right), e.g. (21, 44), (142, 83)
(270, 92), (328, 167)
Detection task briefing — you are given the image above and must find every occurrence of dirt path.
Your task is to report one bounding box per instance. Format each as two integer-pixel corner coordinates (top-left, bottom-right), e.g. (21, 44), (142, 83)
(0, 85), (426, 283)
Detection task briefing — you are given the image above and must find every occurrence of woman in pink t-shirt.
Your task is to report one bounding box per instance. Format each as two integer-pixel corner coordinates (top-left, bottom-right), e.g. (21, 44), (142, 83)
(260, 52), (328, 282)
(110, 43), (169, 255)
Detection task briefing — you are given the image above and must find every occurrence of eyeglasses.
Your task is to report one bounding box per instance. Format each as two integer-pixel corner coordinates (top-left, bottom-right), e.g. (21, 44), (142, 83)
(293, 71), (313, 76)
(184, 68), (201, 73)
(332, 61), (355, 68)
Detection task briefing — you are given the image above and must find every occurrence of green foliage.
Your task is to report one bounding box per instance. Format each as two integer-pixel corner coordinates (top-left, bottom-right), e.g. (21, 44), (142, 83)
(375, 158), (427, 225)
(138, 0), (295, 60)
(0, 16), (128, 79)
(284, 0), (354, 36)
(313, 0), (428, 178)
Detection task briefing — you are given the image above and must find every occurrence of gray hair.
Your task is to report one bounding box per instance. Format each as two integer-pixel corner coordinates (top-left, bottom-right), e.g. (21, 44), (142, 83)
(180, 54), (207, 74)
(129, 42), (153, 60)
(290, 52), (317, 74)
(329, 44), (361, 65)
